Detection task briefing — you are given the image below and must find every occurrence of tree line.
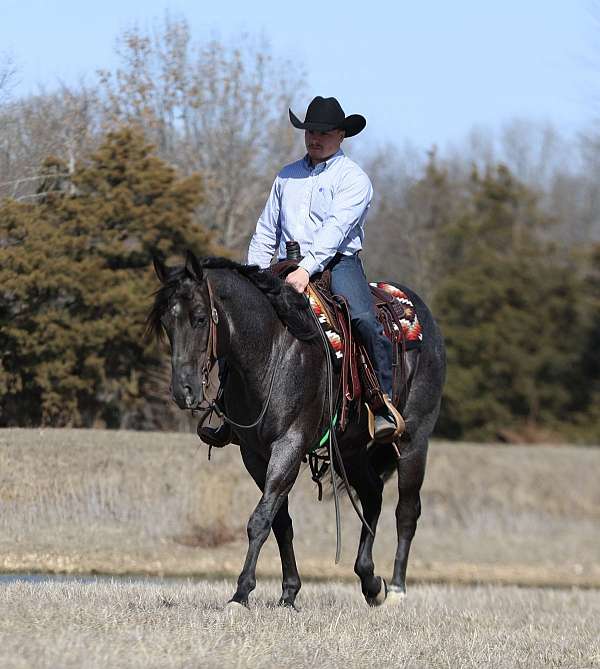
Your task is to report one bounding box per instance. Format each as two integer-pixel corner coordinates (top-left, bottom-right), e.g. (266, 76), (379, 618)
(0, 17), (598, 441)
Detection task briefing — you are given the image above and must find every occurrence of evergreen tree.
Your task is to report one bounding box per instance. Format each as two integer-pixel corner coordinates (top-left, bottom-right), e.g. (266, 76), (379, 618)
(574, 243), (600, 438)
(0, 127), (209, 427)
(433, 165), (586, 440)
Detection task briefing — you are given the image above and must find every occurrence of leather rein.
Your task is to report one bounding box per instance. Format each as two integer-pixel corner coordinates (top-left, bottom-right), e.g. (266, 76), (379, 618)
(199, 277), (283, 430)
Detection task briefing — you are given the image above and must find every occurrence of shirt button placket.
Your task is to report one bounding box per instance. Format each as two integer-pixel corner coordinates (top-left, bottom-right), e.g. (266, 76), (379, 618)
(303, 171), (312, 222)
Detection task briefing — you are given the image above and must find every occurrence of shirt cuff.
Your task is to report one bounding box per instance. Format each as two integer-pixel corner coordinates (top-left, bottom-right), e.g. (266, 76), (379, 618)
(298, 254), (321, 276)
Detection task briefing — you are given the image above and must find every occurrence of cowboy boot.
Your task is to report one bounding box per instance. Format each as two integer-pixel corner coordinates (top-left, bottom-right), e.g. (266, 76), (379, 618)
(198, 420), (232, 448)
(373, 411), (398, 442)
(370, 395), (405, 443)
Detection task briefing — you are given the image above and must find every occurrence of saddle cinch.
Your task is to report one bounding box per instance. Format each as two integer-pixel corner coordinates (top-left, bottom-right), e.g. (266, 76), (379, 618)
(269, 258), (423, 441)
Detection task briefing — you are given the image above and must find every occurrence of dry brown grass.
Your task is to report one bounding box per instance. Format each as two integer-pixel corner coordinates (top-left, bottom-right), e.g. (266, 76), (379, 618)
(0, 428), (599, 588)
(0, 578), (598, 669)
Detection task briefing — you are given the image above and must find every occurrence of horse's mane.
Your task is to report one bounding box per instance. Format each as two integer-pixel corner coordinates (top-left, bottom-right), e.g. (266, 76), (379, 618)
(147, 256), (318, 342)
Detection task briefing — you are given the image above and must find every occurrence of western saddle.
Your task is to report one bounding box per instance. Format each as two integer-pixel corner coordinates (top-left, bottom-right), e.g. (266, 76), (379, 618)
(269, 259), (412, 441)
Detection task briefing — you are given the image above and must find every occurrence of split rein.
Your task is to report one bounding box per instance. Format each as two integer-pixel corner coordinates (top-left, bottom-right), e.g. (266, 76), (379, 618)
(196, 278), (283, 431)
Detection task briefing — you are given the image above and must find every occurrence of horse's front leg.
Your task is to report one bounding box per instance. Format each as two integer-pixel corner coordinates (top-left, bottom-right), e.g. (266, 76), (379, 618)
(272, 498), (301, 607)
(239, 445), (301, 608)
(230, 440), (303, 608)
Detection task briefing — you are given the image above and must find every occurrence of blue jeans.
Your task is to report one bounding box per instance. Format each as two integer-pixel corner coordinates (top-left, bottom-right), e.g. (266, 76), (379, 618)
(328, 253), (393, 397)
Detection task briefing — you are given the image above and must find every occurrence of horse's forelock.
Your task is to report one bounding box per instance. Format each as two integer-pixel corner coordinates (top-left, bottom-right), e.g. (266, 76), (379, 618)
(146, 268), (189, 341)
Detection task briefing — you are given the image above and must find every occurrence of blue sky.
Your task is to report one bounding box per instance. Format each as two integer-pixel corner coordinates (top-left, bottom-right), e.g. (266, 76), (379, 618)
(1, 0), (596, 151)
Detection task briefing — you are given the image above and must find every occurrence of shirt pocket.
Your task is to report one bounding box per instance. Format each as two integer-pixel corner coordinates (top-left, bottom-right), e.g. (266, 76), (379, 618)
(312, 185), (333, 222)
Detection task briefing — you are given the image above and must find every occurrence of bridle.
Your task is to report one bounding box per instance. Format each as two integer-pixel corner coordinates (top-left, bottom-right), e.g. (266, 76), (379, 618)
(199, 277), (220, 391)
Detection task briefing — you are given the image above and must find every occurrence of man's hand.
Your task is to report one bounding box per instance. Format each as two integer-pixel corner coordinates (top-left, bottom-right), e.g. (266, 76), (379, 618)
(285, 267), (310, 293)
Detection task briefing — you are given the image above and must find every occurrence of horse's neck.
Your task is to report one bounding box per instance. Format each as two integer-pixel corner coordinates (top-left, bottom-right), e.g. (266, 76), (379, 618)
(210, 270), (286, 384)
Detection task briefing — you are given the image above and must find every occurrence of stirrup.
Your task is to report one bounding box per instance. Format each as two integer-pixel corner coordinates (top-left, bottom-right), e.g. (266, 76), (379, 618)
(367, 394), (405, 443)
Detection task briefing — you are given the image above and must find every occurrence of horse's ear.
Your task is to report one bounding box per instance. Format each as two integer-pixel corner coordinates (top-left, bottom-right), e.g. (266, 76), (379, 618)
(153, 254), (168, 284)
(185, 250), (203, 282)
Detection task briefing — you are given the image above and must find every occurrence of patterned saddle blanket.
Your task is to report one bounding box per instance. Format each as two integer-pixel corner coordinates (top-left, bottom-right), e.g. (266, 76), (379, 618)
(308, 281), (423, 362)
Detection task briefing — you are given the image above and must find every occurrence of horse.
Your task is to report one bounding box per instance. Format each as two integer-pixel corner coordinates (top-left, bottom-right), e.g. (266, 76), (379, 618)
(148, 251), (446, 611)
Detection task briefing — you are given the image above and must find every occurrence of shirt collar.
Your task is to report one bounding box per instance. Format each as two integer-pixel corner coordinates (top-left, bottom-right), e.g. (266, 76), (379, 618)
(303, 148), (345, 173)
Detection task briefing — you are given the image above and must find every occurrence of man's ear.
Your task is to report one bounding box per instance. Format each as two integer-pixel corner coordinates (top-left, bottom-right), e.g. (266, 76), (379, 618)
(153, 254), (168, 284)
(185, 250), (203, 282)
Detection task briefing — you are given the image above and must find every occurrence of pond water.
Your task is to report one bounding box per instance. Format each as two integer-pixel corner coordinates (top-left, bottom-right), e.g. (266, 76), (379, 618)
(0, 573), (207, 585)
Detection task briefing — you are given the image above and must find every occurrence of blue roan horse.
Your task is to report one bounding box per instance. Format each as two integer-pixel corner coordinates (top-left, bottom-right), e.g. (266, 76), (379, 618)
(149, 252), (446, 610)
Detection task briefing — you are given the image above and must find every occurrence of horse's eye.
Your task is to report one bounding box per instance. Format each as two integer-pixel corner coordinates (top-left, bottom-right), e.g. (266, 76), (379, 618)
(191, 313), (207, 328)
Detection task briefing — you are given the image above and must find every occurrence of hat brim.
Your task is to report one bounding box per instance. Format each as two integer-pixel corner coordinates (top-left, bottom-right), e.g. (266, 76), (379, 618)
(289, 109), (366, 138)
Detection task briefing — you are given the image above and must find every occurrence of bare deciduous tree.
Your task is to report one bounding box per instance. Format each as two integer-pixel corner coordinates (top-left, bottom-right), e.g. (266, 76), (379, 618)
(0, 53), (16, 103)
(0, 84), (101, 200)
(98, 16), (305, 253)
(361, 145), (459, 299)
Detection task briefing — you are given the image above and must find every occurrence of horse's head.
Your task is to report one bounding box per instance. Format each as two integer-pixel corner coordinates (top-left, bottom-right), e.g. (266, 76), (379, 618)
(150, 251), (212, 410)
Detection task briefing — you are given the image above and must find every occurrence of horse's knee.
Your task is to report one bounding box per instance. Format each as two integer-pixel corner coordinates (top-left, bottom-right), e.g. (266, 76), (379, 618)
(246, 509), (271, 542)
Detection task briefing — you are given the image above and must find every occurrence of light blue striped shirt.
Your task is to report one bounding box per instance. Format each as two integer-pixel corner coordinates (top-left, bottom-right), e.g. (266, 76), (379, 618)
(247, 149), (373, 276)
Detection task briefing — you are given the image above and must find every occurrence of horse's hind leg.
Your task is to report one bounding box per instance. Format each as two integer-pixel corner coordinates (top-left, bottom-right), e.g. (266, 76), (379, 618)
(344, 447), (385, 606)
(231, 442), (302, 608)
(388, 427), (429, 601)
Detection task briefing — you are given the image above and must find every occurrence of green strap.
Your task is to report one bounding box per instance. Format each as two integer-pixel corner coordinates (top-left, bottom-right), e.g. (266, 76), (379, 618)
(311, 412), (338, 452)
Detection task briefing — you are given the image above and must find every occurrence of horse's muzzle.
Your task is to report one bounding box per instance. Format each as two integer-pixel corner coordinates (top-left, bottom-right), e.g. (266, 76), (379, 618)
(172, 380), (203, 410)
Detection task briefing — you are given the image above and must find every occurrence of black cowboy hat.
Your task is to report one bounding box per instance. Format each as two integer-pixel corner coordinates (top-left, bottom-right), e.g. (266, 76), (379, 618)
(289, 96), (366, 138)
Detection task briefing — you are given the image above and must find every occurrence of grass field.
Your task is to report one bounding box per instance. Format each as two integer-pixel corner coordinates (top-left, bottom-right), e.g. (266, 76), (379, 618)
(1, 428), (598, 668)
(0, 428), (598, 588)
(0, 578), (598, 669)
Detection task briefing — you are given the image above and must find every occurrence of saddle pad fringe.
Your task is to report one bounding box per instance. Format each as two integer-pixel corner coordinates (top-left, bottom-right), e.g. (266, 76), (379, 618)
(307, 287), (344, 359)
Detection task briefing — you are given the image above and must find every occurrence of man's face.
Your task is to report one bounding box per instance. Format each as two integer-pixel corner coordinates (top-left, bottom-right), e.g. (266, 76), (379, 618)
(305, 129), (345, 164)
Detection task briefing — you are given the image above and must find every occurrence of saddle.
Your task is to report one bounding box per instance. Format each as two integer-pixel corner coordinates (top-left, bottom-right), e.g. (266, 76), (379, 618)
(269, 259), (420, 435)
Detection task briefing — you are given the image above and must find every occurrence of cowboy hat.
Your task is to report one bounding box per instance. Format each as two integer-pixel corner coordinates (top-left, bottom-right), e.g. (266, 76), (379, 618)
(288, 96), (366, 138)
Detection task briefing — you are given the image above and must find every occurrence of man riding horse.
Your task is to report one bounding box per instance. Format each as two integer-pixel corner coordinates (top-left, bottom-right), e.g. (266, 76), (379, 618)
(201, 96), (400, 446)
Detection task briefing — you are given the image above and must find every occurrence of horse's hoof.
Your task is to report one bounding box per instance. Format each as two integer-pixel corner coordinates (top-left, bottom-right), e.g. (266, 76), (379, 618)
(366, 577), (387, 607)
(382, 586), (406, 606)
(277, 598), (300, 611)
(224, 600), (250, 618)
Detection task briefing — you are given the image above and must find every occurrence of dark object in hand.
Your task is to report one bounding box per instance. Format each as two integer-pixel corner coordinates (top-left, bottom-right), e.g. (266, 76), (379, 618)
(286, 240), (302, 260)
